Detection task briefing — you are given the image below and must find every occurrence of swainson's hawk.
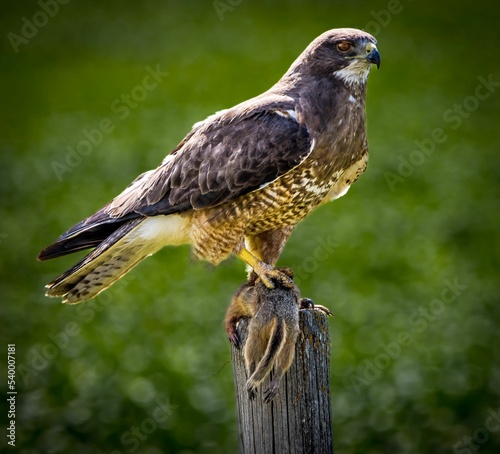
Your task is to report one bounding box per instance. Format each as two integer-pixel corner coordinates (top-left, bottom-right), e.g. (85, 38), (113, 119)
(38, 28), (380, 304)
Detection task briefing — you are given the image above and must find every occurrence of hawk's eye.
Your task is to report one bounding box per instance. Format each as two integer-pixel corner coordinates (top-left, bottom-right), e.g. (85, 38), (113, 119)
(337, 41), (352, 53)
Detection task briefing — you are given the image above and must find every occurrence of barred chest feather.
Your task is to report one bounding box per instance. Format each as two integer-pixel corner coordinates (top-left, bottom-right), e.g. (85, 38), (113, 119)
(244, 152), (367, 236)
(191, 149), (367, 264)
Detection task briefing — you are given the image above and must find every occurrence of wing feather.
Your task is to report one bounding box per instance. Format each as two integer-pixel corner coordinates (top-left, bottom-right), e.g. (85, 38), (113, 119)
(108, 97), (312, 218)
(40, 96), (313, 260)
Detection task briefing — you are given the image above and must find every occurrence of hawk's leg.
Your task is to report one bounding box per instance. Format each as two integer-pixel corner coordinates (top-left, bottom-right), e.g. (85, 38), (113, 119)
(244, 228), (295, 286)
(237, 248), (293, 289)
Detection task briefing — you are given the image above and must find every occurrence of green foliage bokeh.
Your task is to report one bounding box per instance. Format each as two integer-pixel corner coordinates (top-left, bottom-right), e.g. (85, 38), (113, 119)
(1, 1), (500, 453)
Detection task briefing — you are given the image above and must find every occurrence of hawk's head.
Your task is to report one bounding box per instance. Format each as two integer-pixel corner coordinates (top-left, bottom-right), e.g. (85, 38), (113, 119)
(294, 28), (380, 87)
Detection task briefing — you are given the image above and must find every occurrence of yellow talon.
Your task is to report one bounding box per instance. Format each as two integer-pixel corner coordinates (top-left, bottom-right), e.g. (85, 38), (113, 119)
(237, 248), (294, 289)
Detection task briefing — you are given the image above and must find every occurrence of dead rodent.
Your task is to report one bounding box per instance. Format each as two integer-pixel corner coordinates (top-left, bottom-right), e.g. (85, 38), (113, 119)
(225, 271), (331, 402)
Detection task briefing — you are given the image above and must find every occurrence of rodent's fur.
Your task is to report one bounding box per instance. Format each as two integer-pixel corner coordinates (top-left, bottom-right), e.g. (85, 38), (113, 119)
(225, 276), (300, 402)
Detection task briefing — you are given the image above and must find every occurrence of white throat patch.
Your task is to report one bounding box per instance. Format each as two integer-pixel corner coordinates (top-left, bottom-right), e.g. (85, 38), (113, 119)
(333, 60), (371, 87)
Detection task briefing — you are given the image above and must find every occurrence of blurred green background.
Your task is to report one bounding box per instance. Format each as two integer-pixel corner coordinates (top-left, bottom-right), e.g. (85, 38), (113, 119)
(1, 0), (500, 453)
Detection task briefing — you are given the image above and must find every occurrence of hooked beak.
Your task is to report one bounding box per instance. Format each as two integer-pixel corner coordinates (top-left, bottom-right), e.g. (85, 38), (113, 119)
(365, 43), (381, 69)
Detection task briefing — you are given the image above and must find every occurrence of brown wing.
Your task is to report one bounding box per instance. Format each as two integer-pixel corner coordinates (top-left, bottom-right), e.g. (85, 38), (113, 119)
(108, 104), (312, 217)
(38, 99), (313, 260)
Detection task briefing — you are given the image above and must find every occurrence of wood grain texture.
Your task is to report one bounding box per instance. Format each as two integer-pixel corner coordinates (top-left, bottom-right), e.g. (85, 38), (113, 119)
(231, 289), (333, 454)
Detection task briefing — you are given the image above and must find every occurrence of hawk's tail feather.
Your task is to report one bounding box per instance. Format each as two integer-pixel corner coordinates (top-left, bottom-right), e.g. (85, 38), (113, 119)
(45, 218), (159, 304)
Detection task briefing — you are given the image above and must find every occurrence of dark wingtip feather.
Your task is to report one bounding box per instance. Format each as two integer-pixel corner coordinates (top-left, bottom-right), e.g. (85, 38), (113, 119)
(37, 212), (141, 261)
(37, 248), (51, 261)
(37, 243), (60, 261)
(38, 242), (91, 261)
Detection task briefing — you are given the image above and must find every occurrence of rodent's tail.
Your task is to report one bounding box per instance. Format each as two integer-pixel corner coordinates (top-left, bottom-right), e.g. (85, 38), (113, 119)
(247, 317), (286, 386)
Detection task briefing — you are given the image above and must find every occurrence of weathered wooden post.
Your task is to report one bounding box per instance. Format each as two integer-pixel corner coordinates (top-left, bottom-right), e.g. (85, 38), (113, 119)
(230, 286), (333, 453)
